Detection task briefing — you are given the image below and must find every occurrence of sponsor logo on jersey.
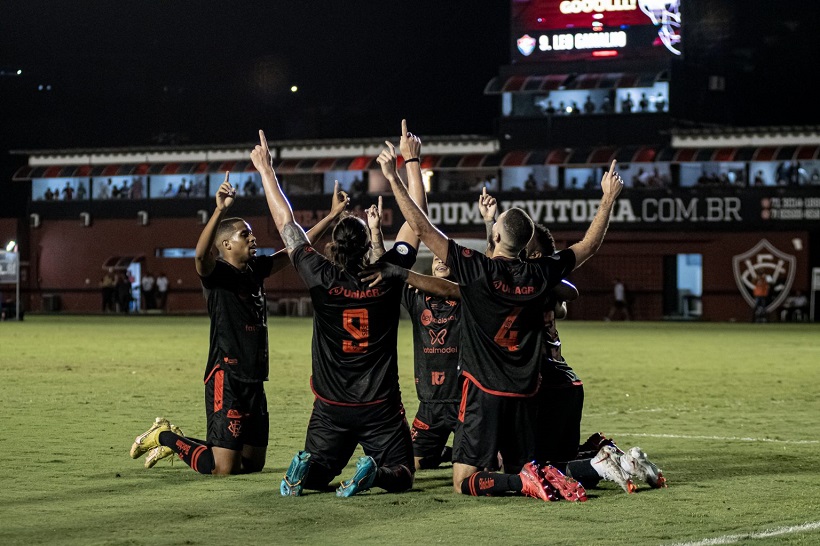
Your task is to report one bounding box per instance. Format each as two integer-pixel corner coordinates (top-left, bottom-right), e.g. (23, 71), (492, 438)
(492, 280), (536, 295)
(733, 239), (796, 312)
(327, 286), (382, 299)
(429, 328), (448, 346)
(420, 310), (455, 326)
(461, 248), (473, 257)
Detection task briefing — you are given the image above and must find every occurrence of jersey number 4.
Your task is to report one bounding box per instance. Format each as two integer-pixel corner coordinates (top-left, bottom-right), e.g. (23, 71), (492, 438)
(493, 308), (521, 351)
(342, 308), (369, 353)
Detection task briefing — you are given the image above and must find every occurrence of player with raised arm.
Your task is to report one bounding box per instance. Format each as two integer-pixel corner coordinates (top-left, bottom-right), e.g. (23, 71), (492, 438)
(250, 120), (428, 497)
(377, 138), (623, 502)
(129, 172), (348, 474)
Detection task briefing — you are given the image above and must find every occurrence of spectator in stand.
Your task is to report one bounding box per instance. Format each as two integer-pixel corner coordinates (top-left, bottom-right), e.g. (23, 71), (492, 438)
(638, 93), (650, 112)
(131, 177), (144, 199)
(621, 94), (634, 113)
(242, 176), (258, 197)
(76, 182), (87, 200)
(600, 96), (613, 114)
(544, 100), (557, 115)
(525, 173), (538, 191)
(98, 179), (112, 199)
(655, 93), (667, 112)
(44, 188), (54, 201)
(62, 182), (74, 201)
(583, 95), (596, 114)
(155, 272), (169, 312)
(162, 182), (175, 197)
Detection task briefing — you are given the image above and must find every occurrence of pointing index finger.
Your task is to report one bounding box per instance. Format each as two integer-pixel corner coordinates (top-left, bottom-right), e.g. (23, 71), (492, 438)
(402, 119), (408, 136)
(384, 141), (396, 155)
(259, 130), (268, 150)
(378, 195), (383, 214)
(608, 159), (617, 176)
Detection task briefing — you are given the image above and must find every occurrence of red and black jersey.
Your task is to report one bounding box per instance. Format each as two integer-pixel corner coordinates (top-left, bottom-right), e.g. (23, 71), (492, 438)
(291, 242), (417, 405)
(445, 239), (575, 396)
(200, 255), (275, 383)
(540, 293), (582, 387)
(401, 287), (461, 403)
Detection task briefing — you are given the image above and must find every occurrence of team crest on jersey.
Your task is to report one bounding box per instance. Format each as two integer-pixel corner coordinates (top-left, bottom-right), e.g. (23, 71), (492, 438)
(305, 246), (316, 253)
(329, 286), (344, 296)
(395, 243), (410, 255)
(462, 248), (473, 257)
(420, 309), (433, 326)
(228, 419), (242, 438)
(732, 239), (796, 312)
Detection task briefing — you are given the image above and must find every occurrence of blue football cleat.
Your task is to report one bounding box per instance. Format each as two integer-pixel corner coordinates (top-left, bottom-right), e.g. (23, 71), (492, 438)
(280, 450), (312, 497)
(336, 456), (377, 497)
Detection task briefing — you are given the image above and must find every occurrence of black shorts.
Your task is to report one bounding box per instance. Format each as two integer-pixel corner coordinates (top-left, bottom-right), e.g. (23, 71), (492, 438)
(411, 401), (459, 460)
(453, 379), (536, 473)
(533, 383), (584, 467)
(303, 395), (415, 484)
(205, 369), (269, 450)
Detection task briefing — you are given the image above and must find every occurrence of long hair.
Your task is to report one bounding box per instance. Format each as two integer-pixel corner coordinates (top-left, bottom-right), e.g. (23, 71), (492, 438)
(325, 213), (371, 272)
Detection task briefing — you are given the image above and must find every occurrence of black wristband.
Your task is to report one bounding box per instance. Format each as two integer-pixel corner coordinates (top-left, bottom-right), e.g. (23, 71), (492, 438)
(405, 157), (420, 164)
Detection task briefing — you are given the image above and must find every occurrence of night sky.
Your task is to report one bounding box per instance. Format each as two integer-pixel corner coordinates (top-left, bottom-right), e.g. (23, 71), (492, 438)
(0, 1), (817, 152)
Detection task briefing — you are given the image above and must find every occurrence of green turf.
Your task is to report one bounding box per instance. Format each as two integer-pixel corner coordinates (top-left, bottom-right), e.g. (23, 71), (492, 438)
(1, 316), (819, 545)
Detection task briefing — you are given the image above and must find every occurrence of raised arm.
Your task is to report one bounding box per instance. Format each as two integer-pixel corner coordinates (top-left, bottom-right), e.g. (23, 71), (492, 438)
(194, 172), (235, 277)
(250, 129), (309, 254)
(394, 119), (428, 250)
(359, 262), (461, 299)
(568, 159), (624, 270)
(378, 141), (449, 263)
(305, 180), (349, 244)
(478, 186), (497, 256)
(366, 195), (386, 261)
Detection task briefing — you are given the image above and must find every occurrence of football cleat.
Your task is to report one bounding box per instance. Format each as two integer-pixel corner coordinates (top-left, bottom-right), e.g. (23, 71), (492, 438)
(281, 451), (312, 497)
(541, 464), (588, 502)
(143, 423), (184, 468)
(591, 446), (636, 494)
(620, 447), (667, 488)
(336, 456), (377, 497)
(130, 417), (171, 459)
(144, 446), (174, 468)
(519, 461), (559, 502)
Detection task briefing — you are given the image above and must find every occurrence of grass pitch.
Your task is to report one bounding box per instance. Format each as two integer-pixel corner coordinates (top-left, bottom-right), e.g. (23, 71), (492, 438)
(1, 316), (819, 545)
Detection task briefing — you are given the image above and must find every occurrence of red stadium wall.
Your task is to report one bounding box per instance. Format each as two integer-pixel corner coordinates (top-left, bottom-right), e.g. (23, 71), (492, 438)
(23, 216), (324, 313)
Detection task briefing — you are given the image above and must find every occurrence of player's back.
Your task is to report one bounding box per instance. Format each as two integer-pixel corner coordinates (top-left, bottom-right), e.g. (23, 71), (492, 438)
(291, 243), (416, 404)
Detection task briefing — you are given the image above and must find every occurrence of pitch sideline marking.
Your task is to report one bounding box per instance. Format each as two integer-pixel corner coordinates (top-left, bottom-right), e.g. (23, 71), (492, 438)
(666, 520), (820, 545)
(606, 432), (818, 444)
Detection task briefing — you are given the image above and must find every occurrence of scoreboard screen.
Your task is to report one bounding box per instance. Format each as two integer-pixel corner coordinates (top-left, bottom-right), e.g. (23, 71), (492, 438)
(511, 0), (681, 63)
